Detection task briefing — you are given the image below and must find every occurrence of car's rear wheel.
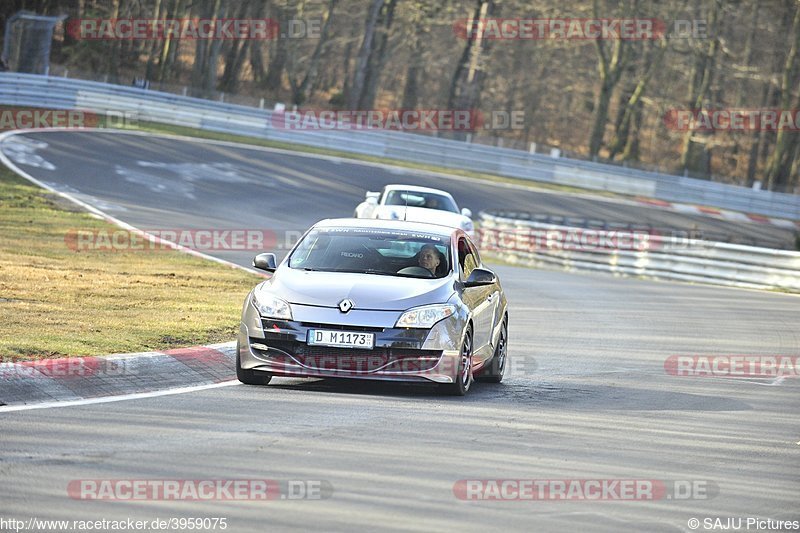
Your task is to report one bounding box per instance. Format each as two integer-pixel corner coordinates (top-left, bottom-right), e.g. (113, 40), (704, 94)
(477, 319), (507, 383)
(440, 327), (473, 396)
(236, 341), (272, 386)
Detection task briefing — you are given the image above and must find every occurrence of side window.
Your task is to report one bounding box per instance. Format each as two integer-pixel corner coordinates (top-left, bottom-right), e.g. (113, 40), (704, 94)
(458, 238), (477, 279)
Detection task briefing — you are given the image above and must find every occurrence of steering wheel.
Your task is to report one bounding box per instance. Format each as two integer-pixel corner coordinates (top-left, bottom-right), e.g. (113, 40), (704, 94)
(397, 266), (434, 278)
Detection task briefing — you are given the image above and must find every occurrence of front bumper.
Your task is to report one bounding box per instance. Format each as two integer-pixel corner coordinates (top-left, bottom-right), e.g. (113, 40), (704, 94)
(238, 318), (462, 384)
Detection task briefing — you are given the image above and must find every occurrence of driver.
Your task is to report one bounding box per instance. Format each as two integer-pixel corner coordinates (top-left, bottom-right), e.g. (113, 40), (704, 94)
(418, 244), (441, 275)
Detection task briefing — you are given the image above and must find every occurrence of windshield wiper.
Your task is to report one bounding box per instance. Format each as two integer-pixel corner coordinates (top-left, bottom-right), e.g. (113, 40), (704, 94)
(361, 269), (395, 276)
(395, 272), (433, 279)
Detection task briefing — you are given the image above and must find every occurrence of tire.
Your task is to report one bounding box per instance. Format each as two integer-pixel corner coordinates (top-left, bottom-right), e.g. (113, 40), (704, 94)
(477, 320), (507, 383)
(236, 341), (272, 386)
(440, 328), (473, 396)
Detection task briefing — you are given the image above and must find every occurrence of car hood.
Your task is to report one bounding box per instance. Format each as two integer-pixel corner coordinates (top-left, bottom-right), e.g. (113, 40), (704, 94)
(376, 206), (469, 228)
(263, 267), (455, 311)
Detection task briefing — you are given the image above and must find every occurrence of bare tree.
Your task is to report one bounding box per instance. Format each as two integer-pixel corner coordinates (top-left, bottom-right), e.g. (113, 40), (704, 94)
(347, 0), (385, 109)
(587, 0), (633, 157)
(447, 0), (497, 140)
(765, 1), (800, 191)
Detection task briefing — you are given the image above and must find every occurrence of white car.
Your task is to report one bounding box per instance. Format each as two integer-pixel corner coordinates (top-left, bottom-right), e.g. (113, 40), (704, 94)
(354, 184), (474, 236)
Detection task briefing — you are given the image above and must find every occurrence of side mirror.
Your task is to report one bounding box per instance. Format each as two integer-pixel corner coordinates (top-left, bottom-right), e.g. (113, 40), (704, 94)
(366, 196), (378, 205)
(253, 253), (277, 272)
(464, 267), (496, 287)
(461, 207), (472, 218)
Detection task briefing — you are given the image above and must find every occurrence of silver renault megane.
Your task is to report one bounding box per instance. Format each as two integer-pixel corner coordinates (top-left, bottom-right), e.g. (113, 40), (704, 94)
(236, 218), (508, 395)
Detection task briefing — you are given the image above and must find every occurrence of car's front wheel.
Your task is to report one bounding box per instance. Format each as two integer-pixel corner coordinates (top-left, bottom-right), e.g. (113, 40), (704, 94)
(236, 342), (272, 385)
(440, 327), (473, 396)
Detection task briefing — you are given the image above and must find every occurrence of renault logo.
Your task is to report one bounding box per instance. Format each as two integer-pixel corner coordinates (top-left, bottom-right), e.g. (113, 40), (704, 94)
(338, 299), (354, 313)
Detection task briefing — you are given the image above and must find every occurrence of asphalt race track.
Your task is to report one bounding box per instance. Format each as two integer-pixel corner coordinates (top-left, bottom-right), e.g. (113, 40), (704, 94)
(1, 130), (798, 532)
(2, 130), (794, 258)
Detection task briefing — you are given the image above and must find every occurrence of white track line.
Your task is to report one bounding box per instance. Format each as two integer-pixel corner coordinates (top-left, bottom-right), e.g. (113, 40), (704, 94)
(0, 380), (240, 413)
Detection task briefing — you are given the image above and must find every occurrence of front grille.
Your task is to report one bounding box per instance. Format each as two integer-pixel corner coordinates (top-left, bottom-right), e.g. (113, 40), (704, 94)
(300, 322), (385, 333)
(249, 338), (441, 373)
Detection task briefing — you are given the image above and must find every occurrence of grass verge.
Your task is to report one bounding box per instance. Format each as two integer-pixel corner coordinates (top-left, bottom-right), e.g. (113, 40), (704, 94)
(0, 165), (261, 360)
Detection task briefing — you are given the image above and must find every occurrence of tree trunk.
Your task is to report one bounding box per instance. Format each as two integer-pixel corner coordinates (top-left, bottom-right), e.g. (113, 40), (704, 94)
(190, 0), (222, 97)
(679, 0), (720, 174)
(144, 0), (164, 82)
(264, 5), (290, 93)
(587, 0), (632, 158)
(347, 0), (384, 109)
(360, 0), (397, 109)
(289, 0), (338, 106)
(157, 0), (185, 83)
(401, 32), (422, 109)
(765, 2), (800, 191)
(204, 17), (225, 97)
(447, 0), (496, 140)
(106, 0), (120, 82)
(608, 40), (666, 160)
(217, 1), (252, 93)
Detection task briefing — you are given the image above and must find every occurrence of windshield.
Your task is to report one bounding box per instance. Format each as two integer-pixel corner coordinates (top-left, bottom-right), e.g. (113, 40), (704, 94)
(383, 190), (459, 213)
(288, 228), (452, 279)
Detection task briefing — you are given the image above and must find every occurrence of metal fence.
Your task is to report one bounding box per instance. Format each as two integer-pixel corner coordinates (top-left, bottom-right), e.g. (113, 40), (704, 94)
(1, 72), (799, 220)
(479, 212), (800, 292)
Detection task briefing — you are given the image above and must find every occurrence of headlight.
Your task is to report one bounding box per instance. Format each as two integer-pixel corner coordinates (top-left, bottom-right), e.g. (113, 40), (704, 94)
(251, 286), (292, 320)
(396, 304), (456, 329)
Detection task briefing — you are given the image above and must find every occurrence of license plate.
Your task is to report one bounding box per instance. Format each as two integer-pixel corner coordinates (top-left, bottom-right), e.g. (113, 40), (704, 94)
(307, 329), (375, 350)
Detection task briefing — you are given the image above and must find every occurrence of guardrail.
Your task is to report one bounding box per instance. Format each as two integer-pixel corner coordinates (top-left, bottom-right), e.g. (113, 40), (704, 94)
(2, 72), (799, 220)
(478, 212), (800, 292)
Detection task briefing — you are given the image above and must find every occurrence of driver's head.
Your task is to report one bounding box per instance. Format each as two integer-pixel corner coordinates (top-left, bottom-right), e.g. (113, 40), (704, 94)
(418, 244), (441, 274)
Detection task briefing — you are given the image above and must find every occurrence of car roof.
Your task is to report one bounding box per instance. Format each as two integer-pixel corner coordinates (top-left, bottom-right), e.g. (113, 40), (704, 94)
(383, 184), (456, 198)
(313, 217), (460, 238)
